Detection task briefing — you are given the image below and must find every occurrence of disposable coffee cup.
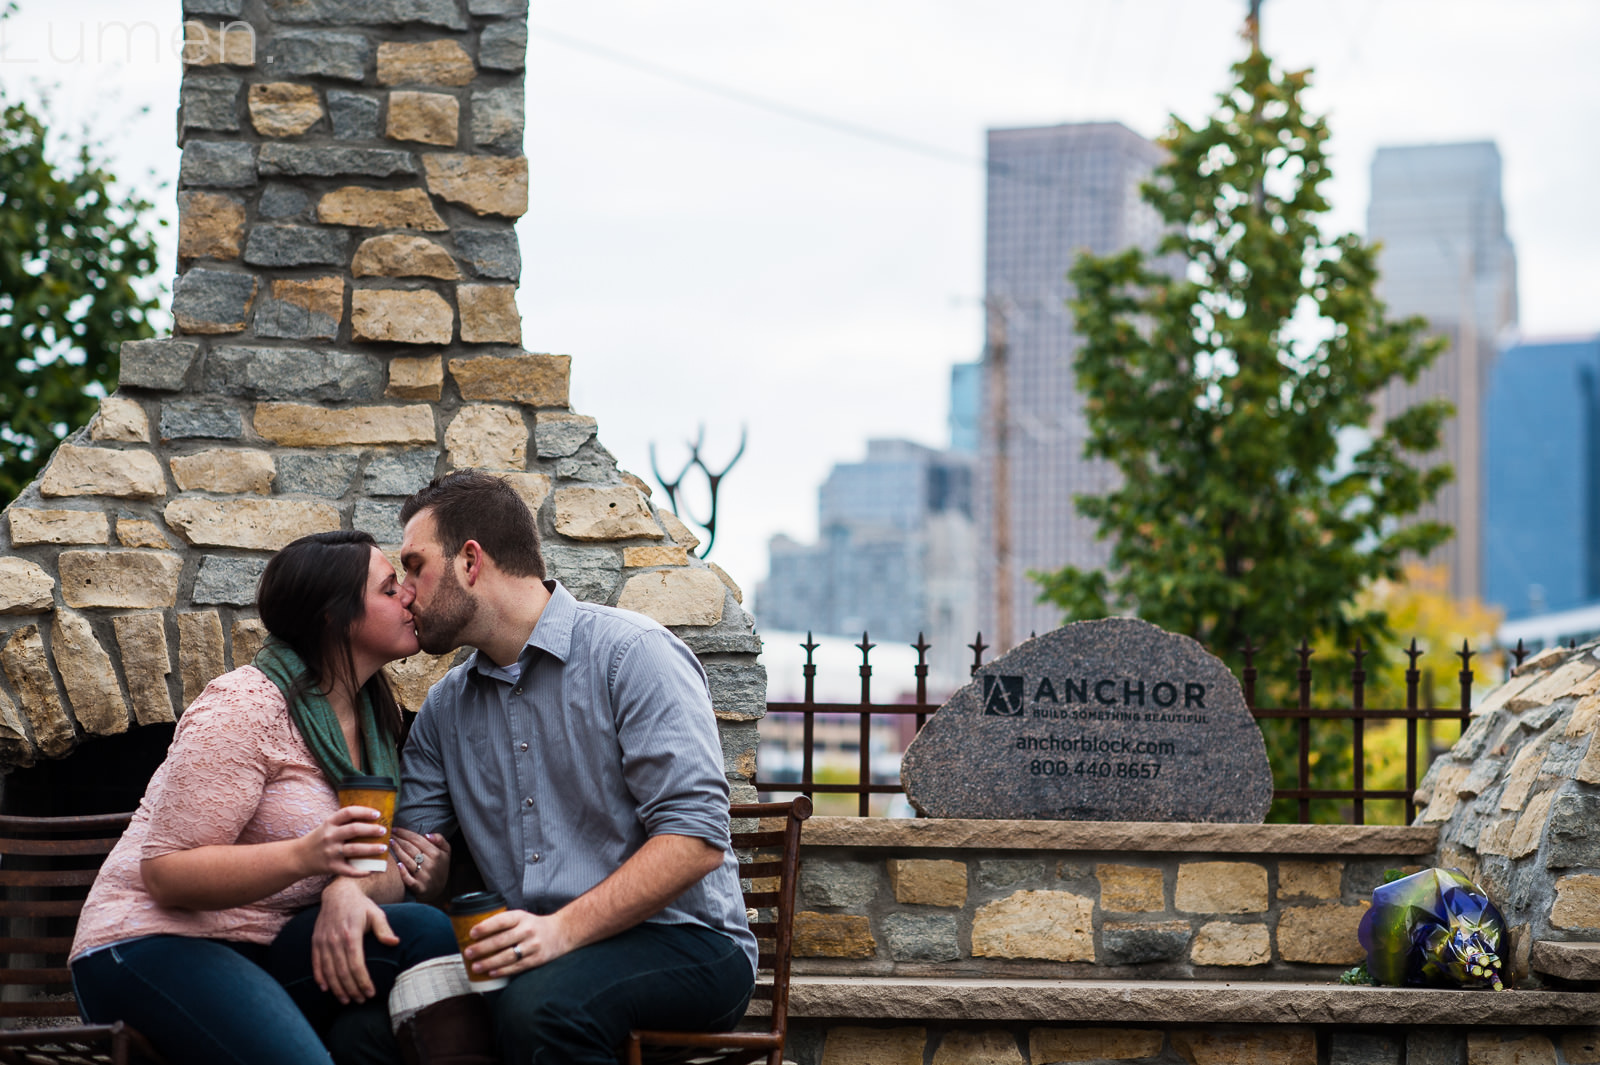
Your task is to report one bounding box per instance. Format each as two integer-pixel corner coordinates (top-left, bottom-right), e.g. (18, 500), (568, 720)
(451, 891), (510, 992)
(336, 774), (396, 874)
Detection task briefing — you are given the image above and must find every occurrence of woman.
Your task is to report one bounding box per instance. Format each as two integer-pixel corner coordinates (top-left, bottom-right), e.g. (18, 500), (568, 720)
(69, 530), (458, 1065)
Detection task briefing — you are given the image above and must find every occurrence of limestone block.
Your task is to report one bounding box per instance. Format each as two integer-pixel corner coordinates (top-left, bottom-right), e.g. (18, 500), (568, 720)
(1471, 672), (1538, 717)
(1275, 903), (1369, 964)
(479, 20), (527, 71)
(352, 288), (454, 345)
(194, 556), (271, 606)
(255, 403), (436, 447)
(1500, 735), (1551, 810)
(165, 498), (340, 551)
(1419, 764), (1471, 822)
(268, 0), (466, 30)
(1278, 861), (1342, 900)
(423, 154), (528, 217)
(444, 405), (527, 469)
(1551, 875), (1600, 930)
(623, 545), (689, 568)
(207, 347), (383, 403)
(179, 141), (257, 189)
(8, 509), (109, 546)
(387, 356), (445, 400)
(119, 339), (200, 391)
(177, 190), (246, 261)
(1175, 862), (1268, 914)
(1546, 791), (1600, 867)
(244, 224), (350, 268)
(554, 485), (659, 542)
(384, 650), (459, 715)
(889, 859), (967, 907)
(230, 618), (269, 670)
(1508, 788), (1555, 858)
(793, 911), (875, 958)
(541, 545), (621, 604)
(248, 83), (323, 137)
(0, 626), (74, 757)
(328, 90), (381, 139)
(90, 398), (150, 443)
(1516, 656), (1599, 708)
(182, 19), (255, 66)
(458, 284), (521, 344)
(709, 561), (742, 603)
(115, 519), (171, 549)
(52, 611), (129, 736)
(932, 1030), (1025, 1065)
(1097, 864), (1164, 912)
(449, 354), (569, 406)
(0, 684), (33, 768)
(259, 184), (309, 219)
(1029, 1028), (1164, 1062)
(318, 187), (447, 230)
(180, 76), (241, 133)
(455, 229), (520, 280)
(170, 448), (276, 494)
(467, 0), (527, 13)
(1171, 1030), (1317, 1065)
(821, 1027), (924, 1065)
(353, 235), (460, 279)
(172, 267), (258, 333)
(535, 412), (597, 458)
(268, 29), (372, 82)
(59, 551), (182, 609)
(800, 860), (878, 908)
(387, 91), (459, 146)
(40, 445), (164, 499)
(376, 40), (476, 86)
(1408, 1031), (1465, 1065)
(254, 277), (345, 341)
(177, 611), (226, 707)
(114, 613), (176, 725)
(0, 558), (54, 614)
(1190, 922), (1271, 966)
(470, 87), (524, 151)
(1576, 731), (1600, 785)
(880, 912), (960, 963)
(258, 144), (416, 179)
(354, 499), (402, 544)
(1466, 1035), (1557, 1065)
(365, 451), (440, 497)
(616, 569), (726, 627)
(1567, 690), (1600, 740)
(657, 509), (701, 552)
(1100, 920), (1192, 964)
(1562, 1031), (1600, 1065)
(975, 861), (1046, 891)
(971, 890), (1094, 962)
(1476, 815), (1517, 857)
(1330, 1032), (1402, 1065)
(500, 472), (551, 515)
(162, 401), (244, 441)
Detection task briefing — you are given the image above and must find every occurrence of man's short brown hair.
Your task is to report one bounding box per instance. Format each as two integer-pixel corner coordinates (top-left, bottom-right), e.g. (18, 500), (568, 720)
(400, 471), (545, 578)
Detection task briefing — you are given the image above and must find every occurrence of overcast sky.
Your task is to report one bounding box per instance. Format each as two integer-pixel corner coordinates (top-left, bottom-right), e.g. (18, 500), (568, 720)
(6, 0), (1598, 614)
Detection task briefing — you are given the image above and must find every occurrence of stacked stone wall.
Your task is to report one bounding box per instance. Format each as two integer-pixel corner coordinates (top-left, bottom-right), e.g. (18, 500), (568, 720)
(0, 0), (763, 794)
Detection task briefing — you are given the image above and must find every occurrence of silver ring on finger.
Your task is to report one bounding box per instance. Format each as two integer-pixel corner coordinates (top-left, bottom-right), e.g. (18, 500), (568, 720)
(414, 853), (424, 869)
(512, 943), (523, 962)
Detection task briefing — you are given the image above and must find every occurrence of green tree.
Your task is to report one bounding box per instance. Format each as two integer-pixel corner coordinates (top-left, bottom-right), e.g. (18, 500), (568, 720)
(1034, 45), (1451, 679)
(0, 87), (162, 504)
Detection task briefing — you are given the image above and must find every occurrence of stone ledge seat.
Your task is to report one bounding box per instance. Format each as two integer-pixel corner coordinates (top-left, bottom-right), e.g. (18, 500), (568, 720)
(747, 976), (1600, 1027)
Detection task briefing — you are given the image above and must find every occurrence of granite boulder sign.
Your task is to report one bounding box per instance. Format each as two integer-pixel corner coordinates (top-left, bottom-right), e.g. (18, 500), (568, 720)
(901, 618), (1273, 822)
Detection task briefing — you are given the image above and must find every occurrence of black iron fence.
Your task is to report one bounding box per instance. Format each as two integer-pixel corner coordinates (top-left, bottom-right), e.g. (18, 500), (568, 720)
(753, 631), (1539, 823)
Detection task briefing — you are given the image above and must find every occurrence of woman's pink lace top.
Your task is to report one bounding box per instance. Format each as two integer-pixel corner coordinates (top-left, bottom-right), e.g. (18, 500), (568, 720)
(71, 667), (339, 959)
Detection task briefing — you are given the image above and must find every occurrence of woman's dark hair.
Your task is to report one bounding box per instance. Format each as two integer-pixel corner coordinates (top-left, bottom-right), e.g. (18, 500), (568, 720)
(256, 529), (403, 747)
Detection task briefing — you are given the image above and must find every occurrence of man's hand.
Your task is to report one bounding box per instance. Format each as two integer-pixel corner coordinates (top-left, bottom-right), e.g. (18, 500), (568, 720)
(461, 908), (574, 979)
(391, 827), (451, 903)
(312, 877), (399, 1004)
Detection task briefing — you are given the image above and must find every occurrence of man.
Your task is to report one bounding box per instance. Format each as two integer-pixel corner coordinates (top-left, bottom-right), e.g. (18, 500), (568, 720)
(388, 470), (756, 1063)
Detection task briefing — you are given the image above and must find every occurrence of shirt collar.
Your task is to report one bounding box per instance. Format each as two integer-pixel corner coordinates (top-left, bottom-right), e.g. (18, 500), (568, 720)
(469, 579), (575, 677)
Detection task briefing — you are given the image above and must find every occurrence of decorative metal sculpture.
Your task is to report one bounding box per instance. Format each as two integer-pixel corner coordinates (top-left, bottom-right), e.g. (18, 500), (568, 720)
(1357, 867), (1508, 990)
(649, 425), (746, 559)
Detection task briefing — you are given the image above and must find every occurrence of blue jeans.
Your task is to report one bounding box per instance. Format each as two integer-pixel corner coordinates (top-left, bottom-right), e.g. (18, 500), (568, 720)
(71, 903), (457, 1065)
(495, 922), (754, 1065)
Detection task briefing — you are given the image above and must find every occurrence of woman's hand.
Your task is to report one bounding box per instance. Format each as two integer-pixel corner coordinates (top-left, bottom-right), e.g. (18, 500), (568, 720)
(391, 826), (451, 902)
(298, 806), (389, 878)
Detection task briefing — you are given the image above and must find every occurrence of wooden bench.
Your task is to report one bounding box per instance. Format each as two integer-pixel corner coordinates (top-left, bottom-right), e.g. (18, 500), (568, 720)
(0, 812), (166, 1065)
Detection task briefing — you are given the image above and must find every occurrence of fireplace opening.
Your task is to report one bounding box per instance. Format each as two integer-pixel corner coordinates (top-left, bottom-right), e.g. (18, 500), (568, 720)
(1, 725), (174, 817)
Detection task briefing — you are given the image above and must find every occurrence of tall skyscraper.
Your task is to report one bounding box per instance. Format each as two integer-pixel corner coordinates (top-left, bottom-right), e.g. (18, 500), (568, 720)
(1484, 334), (1600, 619)
(1367, 142), (1519, 600)
(979, 122), (1165, 649)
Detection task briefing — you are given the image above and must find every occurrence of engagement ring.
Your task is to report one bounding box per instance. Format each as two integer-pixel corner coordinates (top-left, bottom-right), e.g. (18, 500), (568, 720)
(512, 943), (523, 962)
(414, 853), (425, 869)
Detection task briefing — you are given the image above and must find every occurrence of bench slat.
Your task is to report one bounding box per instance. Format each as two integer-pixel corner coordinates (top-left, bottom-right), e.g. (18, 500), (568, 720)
(0, 936), (75, 953)
(0, 838), (120, 857)
(0, 869), (98, 888)
(0, 900), (86, 918)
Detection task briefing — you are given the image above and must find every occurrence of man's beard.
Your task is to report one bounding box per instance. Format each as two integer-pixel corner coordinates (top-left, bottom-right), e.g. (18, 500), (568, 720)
(414, 563), (475, 655)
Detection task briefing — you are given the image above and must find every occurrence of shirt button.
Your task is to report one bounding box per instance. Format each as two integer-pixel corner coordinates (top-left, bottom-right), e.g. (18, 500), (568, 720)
(524, 797), (534, 808)
(518, 742), (529, 752)
(531, 853), (542, 863)
(512, 686), (523, 696)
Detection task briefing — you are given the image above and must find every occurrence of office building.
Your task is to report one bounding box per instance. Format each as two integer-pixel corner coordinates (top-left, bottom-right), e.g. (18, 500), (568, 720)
(1484, 334), (1600, 619)
(1368, 142), (1519, 600)
(756, 439), (977, 690)
(979, 121), (1166, 648)
(949, 361), (981, 454)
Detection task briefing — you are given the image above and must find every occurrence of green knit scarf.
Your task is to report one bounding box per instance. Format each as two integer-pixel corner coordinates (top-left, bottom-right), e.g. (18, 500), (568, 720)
(254, 637), (401, 788)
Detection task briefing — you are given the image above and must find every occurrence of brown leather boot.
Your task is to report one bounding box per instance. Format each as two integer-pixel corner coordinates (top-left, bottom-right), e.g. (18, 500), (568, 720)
(390, 957), (498, 1065)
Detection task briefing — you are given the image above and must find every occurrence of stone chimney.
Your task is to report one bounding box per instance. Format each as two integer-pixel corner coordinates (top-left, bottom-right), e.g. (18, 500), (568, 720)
(0, 0), (763, 800)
